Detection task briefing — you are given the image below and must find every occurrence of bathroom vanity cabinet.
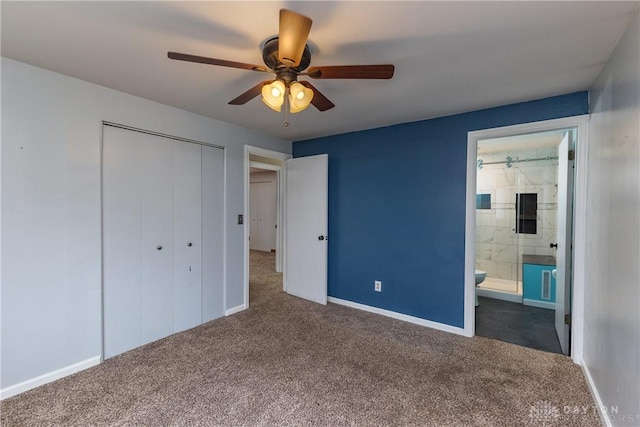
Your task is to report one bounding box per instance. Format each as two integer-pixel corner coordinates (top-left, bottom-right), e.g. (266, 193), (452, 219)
(522, 255), (556, 310)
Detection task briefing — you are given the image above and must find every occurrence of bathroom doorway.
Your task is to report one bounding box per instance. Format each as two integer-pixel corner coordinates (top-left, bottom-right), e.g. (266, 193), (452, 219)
(465, 116), (589, 360)
(475, 129), (568, 304)
(474, 128), (574, 354)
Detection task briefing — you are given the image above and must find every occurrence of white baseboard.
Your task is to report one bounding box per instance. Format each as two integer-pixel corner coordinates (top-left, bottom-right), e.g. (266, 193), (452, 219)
(0, 355), (101, 400)
(327, 297), (466, 336)
(581, 362), (612, 427)
(523, 299), (556, 310)
(225, 304), (246, 316)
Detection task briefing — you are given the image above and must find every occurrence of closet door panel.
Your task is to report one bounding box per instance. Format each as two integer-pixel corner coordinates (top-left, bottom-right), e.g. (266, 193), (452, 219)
(139, 134), (174, 345)
(250, 182), (259, 250)
(202, 145), (225, 322)
(173, 142), (203, 332)
(258, 180), (277, 252)
(103, 126), (142, 359)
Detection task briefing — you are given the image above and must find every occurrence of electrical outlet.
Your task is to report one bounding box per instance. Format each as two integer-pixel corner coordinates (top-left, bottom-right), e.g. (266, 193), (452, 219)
(374, 280), (382, 292)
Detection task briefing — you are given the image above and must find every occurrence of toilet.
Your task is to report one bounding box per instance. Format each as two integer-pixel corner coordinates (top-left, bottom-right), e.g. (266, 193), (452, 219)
(475, 270), (487, 306)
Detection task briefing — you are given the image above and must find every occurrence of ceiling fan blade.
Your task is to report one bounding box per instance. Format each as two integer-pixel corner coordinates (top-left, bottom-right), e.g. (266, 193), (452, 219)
(278, 9), (312, 67)
(307, 65), (395, 79)
(228, 81), (271, 105)
(168, 52), (268, 72)
(299, 81), (335, 111)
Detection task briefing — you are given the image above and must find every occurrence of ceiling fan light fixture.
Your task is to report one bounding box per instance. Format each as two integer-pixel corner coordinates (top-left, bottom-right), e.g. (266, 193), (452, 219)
(288, 81), (314, 113)
(261, 80), (286, 112)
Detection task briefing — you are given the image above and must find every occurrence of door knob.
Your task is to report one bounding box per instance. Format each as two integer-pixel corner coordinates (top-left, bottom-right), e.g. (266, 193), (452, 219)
(188, 242), (192, 247)
(318, 235), (325, 241)
(550, 243), (558, 249)
(157, 245), (163, 251)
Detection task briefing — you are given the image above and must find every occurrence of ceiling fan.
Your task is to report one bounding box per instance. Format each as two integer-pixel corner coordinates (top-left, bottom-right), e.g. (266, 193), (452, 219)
(168, 9), (394, 117)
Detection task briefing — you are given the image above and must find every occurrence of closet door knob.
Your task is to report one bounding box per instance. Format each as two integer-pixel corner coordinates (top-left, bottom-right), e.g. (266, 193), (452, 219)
(188, 242), (193, 247)
(157, 245), (163, 251)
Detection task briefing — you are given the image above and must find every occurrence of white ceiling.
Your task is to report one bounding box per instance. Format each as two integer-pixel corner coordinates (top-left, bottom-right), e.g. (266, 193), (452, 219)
(2, 1), (637, 141)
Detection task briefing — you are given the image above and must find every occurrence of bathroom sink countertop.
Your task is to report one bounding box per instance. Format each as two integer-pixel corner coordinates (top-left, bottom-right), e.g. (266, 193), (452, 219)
(522, 254), (556, 266)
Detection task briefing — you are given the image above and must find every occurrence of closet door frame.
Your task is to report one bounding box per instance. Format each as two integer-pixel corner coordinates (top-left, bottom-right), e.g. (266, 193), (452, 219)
(100, 122), (225, 361)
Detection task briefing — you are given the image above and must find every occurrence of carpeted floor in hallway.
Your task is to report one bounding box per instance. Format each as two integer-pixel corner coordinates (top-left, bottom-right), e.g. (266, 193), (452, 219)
(1, 250), (600, 426)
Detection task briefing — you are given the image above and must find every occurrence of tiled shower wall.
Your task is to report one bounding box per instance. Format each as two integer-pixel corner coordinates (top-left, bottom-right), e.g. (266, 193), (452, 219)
(476, 146), (558, 281)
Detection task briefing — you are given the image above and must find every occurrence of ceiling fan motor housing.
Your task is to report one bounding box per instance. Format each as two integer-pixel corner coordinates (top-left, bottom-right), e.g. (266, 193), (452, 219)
(262, 37), (311, 73)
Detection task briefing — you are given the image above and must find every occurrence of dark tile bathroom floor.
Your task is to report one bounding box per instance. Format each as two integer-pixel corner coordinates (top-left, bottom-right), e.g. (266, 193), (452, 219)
(475, 296), (563, 354)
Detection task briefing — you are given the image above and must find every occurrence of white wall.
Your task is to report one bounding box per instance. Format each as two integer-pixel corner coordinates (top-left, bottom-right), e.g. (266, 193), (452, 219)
(476, 146), (558, 280)
(0, 58), (290, 392)
(584, 9), (640, 426)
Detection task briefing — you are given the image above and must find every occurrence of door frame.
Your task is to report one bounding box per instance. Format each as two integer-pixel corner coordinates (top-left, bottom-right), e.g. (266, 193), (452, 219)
(243, 145), (292, 310)
(464, 115), (589, 364)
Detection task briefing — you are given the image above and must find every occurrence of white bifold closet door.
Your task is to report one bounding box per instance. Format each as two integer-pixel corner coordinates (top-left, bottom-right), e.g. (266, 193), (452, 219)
(249, 183), (259, 250)
(173, 142), (202, 334)
(249, 180), (277, 252)
(257, 180), (277, 251)
(103, 126), (142, 358)
(139, 133), (174, 345)
(201, 145), (225, 323)
(103, 125), (224, 359)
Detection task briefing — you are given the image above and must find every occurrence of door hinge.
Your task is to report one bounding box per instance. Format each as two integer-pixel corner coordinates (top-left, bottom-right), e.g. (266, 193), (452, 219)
(568, 150), (575, 160)
(564, 314), (571, 326)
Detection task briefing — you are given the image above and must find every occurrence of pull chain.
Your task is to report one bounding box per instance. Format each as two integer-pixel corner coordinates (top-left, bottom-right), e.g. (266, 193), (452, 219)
(283, 87), (290, 127)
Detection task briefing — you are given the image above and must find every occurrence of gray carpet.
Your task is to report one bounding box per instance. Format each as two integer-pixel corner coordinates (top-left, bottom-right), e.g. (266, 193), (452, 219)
(1, 250), (600, 426)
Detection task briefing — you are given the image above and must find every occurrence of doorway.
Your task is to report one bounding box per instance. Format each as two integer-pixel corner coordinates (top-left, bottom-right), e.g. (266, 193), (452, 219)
(474, 128), (572, 354)
(243, 146), (290, 310)
(243, 147), (329, 311)
(249, 162), (280, 306)
(465, 116), (589, 362)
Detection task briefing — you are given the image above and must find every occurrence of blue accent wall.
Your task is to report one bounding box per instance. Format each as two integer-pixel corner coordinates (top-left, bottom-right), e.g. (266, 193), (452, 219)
(293, 92), (588, 328)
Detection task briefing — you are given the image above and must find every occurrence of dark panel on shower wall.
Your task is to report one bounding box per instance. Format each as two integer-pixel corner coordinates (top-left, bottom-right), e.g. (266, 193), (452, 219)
(516, 193), (538, 234)
(293, 91), (588, 328)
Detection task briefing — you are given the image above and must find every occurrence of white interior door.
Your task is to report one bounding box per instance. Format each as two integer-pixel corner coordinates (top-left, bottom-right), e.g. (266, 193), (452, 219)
(285, 154), (328, 305)
(173, 142), (203, 333)
(555, 130), (574, 355)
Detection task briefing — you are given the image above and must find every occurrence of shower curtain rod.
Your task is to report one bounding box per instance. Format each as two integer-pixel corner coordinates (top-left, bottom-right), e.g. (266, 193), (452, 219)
(477, 155), (559, 169)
